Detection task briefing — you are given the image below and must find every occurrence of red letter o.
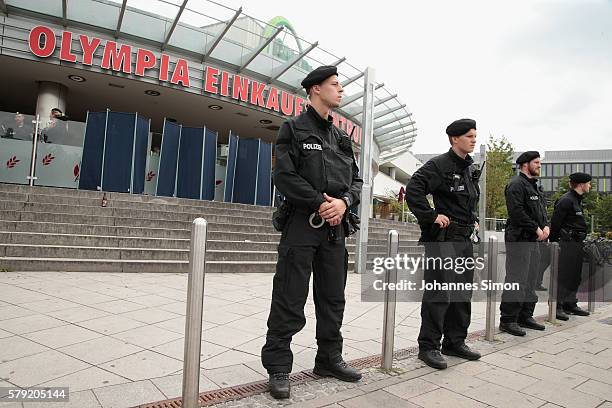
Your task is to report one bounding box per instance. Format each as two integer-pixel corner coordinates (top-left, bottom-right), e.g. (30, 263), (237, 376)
(29, 26), (56, 58)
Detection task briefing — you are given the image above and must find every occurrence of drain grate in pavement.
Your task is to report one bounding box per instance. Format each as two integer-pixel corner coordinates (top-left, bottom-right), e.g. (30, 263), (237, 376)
(137, 317), (535, 407)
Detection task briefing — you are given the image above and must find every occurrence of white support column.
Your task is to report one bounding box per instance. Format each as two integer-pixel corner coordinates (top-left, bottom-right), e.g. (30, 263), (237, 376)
(35, 81), (68, 130)
(355, 67), (375, 274)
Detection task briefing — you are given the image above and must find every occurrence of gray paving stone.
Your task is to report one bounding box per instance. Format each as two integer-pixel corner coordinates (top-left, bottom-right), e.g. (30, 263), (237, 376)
(421, 367), (487, 393)
(37, 366), (129, 392)
(77, 315), (147, 335)
(410, 387), (487, 408)
(23, 325), (102, 349)
(45, 306), (111, 324)
(98, 350), (183, 381)
(463, 382), (545, 408)
(110, 325), (182, 349)
(520, 363), (588, 387)
(565, 363), (612, 385)
(150, 372), (218, 399)
(203, 364), (266, 388)
(0, 336), (49, 362)
(0, 315), (68, 335)
(481, 352), (533, 371)
(20, 390), (101, 408)
(574, 379), (612, 401)
(383, 377), (439, 399)
(92, 380), (165, 408)
(475, 366), (536, 391)
(57, 336), (143, 365)
(521, 380), (604, 408)
(339, 390), (419, 408)
(0, 350), (90, 388)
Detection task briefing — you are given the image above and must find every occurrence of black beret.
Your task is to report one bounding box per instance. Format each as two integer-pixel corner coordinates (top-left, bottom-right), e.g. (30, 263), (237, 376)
(301, 65), (338, 90)
(446, 118), (476, 137)
(516, 151), (540, 164)
(569, 172), (592, 183)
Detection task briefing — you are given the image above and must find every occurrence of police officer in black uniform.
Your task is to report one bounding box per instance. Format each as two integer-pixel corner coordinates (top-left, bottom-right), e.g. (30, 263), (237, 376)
(499, 151), (549, 336)
(550, 172), (592, 320)
(405, 118), (481, 370)
(261, 66), (363, 399)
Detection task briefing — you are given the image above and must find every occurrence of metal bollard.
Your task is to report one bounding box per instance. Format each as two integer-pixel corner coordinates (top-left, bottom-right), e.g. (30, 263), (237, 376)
(588, 254), (596, 313)
(485, 236), (498, 341)
(182, 218), (208, 408)
(547, 243), (560, 323)
(381, 230), (399, 370)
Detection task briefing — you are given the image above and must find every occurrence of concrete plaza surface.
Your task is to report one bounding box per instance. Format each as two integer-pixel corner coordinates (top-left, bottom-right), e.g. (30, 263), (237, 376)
(0, 271), (608, 408)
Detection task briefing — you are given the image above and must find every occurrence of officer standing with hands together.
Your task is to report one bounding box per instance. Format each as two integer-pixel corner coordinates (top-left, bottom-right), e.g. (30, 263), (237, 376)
(499, 151), (549, 336)
(262, 66), (363, 399)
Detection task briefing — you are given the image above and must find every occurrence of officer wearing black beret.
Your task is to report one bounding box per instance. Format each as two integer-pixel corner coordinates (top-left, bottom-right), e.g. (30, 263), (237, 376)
(499, 151), (549, 336)
(405, 118), (482, 370)
(261, 65), (363, 399)
(550, 172), (592, 320)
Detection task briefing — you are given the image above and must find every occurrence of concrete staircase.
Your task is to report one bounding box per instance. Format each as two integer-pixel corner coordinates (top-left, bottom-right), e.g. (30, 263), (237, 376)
(0, 183), (422, 273)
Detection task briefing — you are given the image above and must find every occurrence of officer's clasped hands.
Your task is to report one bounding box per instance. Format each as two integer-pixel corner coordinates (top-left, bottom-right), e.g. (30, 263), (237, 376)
(319, 193), (346, 226)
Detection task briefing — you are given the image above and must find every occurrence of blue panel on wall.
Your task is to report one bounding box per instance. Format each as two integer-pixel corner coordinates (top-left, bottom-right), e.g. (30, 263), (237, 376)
(132, 115), (149, 194)
(156, 120), (180, 197)
(256, 141), (272, 206)
(102, 112), (135, 193)
(233, 138), (259, 205)
(79, 111), (107, 191)
(176, 127), (204, 199)
(224, 132), (238, 202)
(201, 128), (217, 201)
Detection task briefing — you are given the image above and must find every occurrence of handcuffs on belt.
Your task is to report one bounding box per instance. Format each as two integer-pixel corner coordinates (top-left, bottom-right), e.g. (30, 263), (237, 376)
(309, 212), (326, 228)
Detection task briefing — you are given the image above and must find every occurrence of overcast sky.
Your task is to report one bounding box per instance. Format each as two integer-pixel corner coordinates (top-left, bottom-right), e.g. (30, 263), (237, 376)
(217, 0), (611, 155)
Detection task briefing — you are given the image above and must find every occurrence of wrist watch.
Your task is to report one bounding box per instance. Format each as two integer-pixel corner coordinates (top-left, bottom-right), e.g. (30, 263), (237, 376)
(342, 196), (351, 209)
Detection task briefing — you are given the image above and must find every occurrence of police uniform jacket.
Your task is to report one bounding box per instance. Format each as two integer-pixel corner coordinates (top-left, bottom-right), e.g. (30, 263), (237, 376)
(550, 189), (587, 242)
(405, 149), (480, 235)
(505, 172), (548, 242)
(274, 105), (363, 210)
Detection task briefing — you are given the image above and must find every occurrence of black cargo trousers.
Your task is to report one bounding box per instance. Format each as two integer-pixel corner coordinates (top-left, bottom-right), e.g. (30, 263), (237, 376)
(418, 229), (474, 351)
(500, 235), (541, 323)
(261, 208), (348, 374)
(557, 239), (585, 308)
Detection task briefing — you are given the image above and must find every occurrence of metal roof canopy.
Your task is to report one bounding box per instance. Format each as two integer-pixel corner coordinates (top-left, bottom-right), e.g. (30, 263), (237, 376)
(2, 0), (418, 153)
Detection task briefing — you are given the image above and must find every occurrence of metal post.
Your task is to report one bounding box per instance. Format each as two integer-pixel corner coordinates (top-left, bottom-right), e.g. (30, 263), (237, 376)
(27, 114), (40, 186)
(355, 67), (375, 274)
(381, 230), (399, 369)
(485, 236), (498, 341)
(587, 254), (596, 313)
(477, 144), (487, 260)
(182, 218), (208, 408)
(547, 242), (560, 323)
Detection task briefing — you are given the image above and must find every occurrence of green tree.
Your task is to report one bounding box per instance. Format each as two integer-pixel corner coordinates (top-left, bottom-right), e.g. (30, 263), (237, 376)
(592, 193), (612, 234)
(485, 135), (515, 219)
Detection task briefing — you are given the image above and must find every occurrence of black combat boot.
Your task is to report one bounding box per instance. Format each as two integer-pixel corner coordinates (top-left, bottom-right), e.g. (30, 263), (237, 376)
(418, 349), (447, 369)
(556, 308), (570, 321)
(441, 343), (481, 360)
(313, 359), (362, 382)
(268, 372), (290, 399)
(499, 321), (527, 336)
(518, 317), (545, 331)
(564, 304), (590, 316)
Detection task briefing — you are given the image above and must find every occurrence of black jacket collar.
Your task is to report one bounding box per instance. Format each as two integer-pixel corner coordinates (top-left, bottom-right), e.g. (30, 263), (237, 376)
(519, 171), (538, 185)
(306, 105), (333, 130)
(447, 148), (473, 169)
